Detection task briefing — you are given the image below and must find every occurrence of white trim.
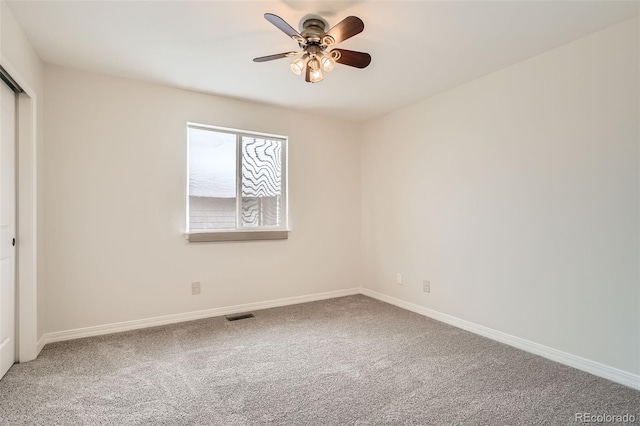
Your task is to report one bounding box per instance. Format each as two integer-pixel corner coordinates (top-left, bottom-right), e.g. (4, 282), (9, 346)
(235, 131), (242, 228)
(186, 230), (289, 243)
(360, 287), (640, 391)
(186, 122), (287, 141)
(36, 336), (45, 356)
(38, 285), (640, 391)
(43, 288), (360, 345)
(0, 56), (39, 363)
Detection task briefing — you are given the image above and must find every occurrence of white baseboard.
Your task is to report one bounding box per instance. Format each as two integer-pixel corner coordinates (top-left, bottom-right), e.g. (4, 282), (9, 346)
(360, 287), (640, 391)
(35, 336), (45, 356)
(39, 285), (640, 391)
(43, 288), (360, 345)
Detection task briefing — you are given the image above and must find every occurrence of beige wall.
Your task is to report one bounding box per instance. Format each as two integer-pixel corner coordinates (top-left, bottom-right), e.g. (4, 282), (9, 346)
(39, 15), (638, 379)
(361, 17), (639, 374)
(43, 65), (361, 332)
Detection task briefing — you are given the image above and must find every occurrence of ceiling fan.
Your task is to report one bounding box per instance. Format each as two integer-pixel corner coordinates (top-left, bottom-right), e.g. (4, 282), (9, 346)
(253, 13), (372, 83)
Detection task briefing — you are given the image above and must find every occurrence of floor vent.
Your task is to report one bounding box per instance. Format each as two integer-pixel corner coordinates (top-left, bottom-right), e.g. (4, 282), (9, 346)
(226, 313), (255, 322)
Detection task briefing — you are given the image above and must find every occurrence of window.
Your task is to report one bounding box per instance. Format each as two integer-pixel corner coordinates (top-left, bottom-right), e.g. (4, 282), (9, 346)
(186, 123), (288, 242)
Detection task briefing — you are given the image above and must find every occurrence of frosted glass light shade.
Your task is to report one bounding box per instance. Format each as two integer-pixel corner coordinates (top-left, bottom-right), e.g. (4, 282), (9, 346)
(290, 58), (305, 75)
(310, 69), (323, 83)
(321, 56), (336, 72)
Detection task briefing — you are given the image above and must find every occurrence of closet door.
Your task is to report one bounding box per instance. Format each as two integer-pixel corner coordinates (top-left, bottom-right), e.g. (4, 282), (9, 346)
(0, 80), (16, 380)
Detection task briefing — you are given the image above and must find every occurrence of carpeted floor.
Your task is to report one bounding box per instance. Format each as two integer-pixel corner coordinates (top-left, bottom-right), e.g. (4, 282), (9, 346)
(0, 295), (638, 425)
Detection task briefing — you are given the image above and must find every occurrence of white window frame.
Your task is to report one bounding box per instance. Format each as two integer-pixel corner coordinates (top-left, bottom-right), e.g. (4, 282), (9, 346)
(185, 122), (289, 242)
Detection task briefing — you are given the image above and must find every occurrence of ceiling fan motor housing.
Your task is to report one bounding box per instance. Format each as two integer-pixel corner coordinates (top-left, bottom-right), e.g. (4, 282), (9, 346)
(301, 18), (327, 45)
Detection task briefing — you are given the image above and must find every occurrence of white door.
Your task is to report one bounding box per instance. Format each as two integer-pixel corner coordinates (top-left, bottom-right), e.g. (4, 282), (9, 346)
(0, 81), (16, 380)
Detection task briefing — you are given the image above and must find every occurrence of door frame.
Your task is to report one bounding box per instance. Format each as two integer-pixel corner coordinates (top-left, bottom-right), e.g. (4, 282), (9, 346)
(0, 56), (39, 362)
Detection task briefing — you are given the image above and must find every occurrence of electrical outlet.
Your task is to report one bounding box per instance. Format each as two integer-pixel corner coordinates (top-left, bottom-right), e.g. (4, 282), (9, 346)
(191, 282), (201, 295)
(396, 273), (403, 285)
(423, 280), (430, 293)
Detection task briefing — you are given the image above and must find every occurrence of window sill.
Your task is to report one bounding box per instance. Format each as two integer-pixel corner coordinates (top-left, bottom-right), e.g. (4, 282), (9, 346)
(185, 230), (289, 243)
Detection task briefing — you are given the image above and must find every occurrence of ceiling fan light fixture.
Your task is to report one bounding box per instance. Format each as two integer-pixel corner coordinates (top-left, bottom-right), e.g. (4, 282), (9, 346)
(321, 55), (336, 72)
(310, 68), (324, 83)
(290, 58), (305, 75)
(308, 57), (321, 72)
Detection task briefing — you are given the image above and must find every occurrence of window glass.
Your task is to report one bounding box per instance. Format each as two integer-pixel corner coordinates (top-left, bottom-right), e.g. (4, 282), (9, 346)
(188, 128), (236, 230)
(241, 137), (283, 228)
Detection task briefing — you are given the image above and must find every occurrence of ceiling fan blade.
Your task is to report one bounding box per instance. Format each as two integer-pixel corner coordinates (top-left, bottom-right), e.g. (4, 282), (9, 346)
(253, 52), (299, 63)
(324, 16), (364, 45)
(333, 49), (371, 69)
(305, 63), (311, 82)
(264, 13), (303, 41)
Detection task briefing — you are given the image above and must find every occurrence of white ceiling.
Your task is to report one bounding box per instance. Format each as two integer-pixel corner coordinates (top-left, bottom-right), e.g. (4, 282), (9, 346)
(7, 1), (639, 122)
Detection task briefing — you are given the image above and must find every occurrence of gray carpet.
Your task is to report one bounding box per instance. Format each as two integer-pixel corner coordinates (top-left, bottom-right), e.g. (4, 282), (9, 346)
(0, 295), (638, 425)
